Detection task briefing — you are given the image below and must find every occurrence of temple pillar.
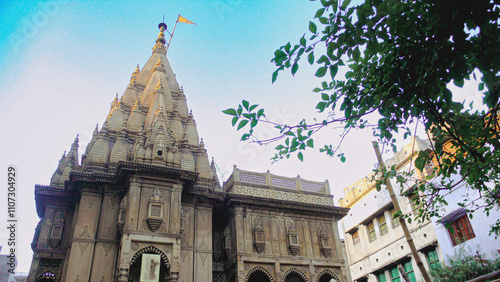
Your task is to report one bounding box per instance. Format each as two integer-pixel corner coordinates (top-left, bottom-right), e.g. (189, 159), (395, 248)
(193, 204), (213, 281)
(65, 189), (102, 281)
(90, 190), (121, 281)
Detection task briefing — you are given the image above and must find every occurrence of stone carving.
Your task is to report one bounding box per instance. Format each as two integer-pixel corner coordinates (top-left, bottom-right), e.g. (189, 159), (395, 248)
(180, 250), (188, 262)
(200, 253), (208, 265)
(78, 242), (89, 255)
(319, 223), (332, 258)
(131, 241), (139, 251)
(103, 243), (113, 256)
(287, 219), (300, 256)
(80, 226), (90, 239)
(147, 188), (163, 232)
(235, 185), (332, 206)
(253, 217), (265, 254)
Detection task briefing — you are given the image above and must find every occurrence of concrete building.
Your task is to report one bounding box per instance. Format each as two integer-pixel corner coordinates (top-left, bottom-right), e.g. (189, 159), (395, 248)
(28, 23), (349, 282)
(339, 136), (500, 281)
(339, 137), (442, 282)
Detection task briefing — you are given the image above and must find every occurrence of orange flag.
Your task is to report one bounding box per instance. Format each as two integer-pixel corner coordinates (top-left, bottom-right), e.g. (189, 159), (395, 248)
(178, 15), (196, 25)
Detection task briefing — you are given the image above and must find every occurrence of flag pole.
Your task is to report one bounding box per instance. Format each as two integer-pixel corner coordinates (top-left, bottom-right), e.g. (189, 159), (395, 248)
(166, 15), (180, 52)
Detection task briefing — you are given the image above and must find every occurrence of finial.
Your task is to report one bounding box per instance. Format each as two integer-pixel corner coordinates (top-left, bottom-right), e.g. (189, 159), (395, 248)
(200, 137), (205, 148)
(62, 150), (67, 159)
(73, 134), (79, 145)
(135, 64), (140, 72)
(156, 23), (167, 45)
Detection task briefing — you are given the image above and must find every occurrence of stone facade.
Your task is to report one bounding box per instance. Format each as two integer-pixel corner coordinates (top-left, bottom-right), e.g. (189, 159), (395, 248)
(28, 24), (349, 282)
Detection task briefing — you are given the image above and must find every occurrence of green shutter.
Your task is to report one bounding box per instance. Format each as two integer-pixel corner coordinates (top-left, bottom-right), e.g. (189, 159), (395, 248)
(390, 267), (401, 282)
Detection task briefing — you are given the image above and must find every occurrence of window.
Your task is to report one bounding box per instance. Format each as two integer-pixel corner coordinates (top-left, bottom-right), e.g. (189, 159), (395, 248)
(378, 214), (388, 236)
(352, 230), (360, 245)
(377, 272), (387, 282)
(408, 194), (422, 215)
(390, 208), (400, 228)
(426, 248), (440, 270)
(389, 266), (400, 282)
(447, 215), (475, 246)
(367, 221), (377, 242)
(403, 260), (417, 282)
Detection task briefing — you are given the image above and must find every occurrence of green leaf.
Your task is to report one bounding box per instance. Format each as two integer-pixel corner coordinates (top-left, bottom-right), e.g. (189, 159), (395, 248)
(329, 64), (338, 79)
(249, 104), (258, 112)
(250, 118), (258, 128)
(231, 116), (238, 126)
(315, 8), (325, 18)
(321, 93), (329, 101)
(313, 87), (321, 93)
(341, 0), (351, 10)
(315, 67), (328, 77)
(478, 83), (484, 91)
(292, 62), (299, 75)
(237, 119), (249, 130)
(237, 105), (242, 115)
(272, 70), (279, 83)
(307, 139), (314, 148)
(340, 155), (346, 162)
(222, 108), (237, 116)
(308, 52), (315, 65)
(309, 21), (317, 33)
(242, 100), (250, 110)
(316, 102), (327, 112)
(257, 109), (265, 118)
(300, 36), (306, 47)
(453, 79), (464, 88)
(298, 152), (304, 161)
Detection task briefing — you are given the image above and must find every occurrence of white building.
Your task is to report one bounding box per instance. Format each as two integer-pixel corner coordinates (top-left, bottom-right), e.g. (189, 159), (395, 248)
(338, 136), (500, 281)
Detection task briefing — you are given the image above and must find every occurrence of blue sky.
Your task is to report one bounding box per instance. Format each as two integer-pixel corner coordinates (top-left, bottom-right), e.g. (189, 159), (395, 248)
(0, 0), (484, 274)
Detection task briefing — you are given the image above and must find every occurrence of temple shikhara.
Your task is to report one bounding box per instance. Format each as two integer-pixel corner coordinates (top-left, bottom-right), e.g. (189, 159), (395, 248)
(29, 23), (349, 282)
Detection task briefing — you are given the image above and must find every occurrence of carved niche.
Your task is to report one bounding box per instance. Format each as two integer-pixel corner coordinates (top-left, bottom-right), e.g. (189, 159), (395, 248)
(48, 209), (65, 249)
(147, 188), (164, 232)
(252, 217), (265, 254)
(117, 195), (127, 234)
(286, 219), (300, 256)
(319, 223), (332, 258)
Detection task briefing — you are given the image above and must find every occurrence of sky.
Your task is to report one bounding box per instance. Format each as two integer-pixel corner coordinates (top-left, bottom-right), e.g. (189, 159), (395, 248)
(0, 0), (485, 274)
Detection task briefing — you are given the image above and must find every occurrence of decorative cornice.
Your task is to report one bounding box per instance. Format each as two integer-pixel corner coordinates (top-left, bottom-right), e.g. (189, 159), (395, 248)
(227, 194), (349, 218)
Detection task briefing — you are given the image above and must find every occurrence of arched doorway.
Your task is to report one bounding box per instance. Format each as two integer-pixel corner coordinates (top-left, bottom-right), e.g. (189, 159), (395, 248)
(128, 246), (170, 282)
(285, 273), (306, 282)
(246, 266), (274, 282)
(282, 268), (308, 282)
(248, 270), (271, 282)
(317, 270), (340, 282)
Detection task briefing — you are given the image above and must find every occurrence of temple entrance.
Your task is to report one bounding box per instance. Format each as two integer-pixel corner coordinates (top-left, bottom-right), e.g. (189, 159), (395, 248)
(128, 246), (170, 282)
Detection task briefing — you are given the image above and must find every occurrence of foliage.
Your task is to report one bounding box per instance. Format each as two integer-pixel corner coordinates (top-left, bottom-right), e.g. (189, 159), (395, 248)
(223, 0), (500, 233)
(430, 247), (500, 282)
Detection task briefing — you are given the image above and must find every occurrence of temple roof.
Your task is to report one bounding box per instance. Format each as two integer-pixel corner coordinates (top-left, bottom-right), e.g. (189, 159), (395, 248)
(49, 23), (220, 191)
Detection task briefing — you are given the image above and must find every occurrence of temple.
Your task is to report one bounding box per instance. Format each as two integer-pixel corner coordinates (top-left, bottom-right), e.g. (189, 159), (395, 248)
(29, 23), (349, 282)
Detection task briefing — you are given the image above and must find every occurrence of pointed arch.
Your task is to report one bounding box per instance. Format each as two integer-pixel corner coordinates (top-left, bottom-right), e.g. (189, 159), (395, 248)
(37, 271), (57, 281)
(282, 268), (308, 282)
(316, 269), (341, 282)
(246, 266), (275, 282)
(129, 245), (170, 268)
